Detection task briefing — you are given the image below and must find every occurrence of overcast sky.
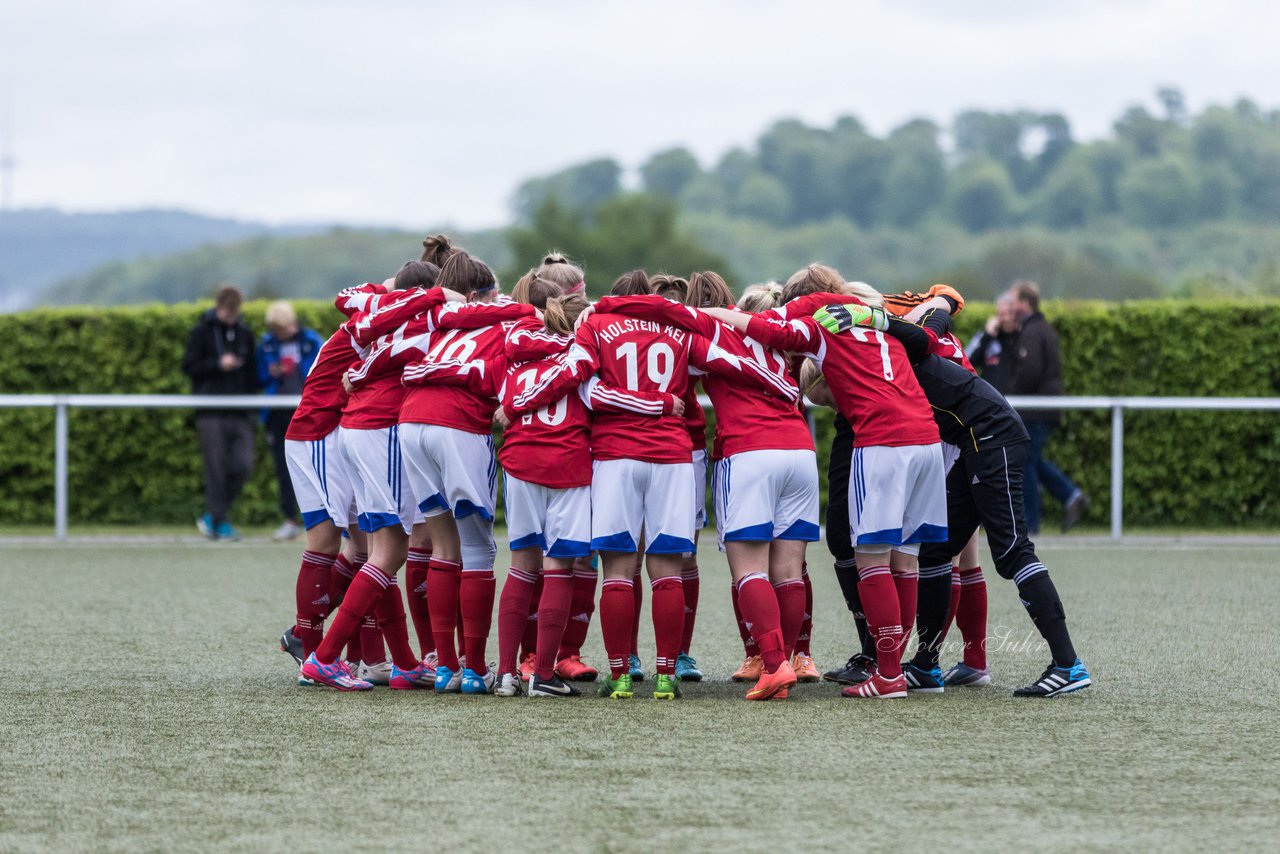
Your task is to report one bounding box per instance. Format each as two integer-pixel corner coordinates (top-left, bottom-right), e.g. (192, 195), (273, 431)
(1, 0), (1276, 229)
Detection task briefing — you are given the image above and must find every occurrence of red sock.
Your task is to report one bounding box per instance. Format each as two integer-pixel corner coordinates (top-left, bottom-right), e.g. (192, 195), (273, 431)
(460, 569), (496, 675)
(359, 616), (384, 664)
(891, 568), (918, 665)
(736, 573), (786, 673)
(679, 564), (699, 654)
(521, 575), (543, 659)
(497, 567), (537, 676)
(535, 568), (573, 680)
(314, 563), (390, 664)
(650, 576), (685, 676)
(600, 578), (635, 679)
(856, 565), (903, 678)
(456, 600), (465, 659)
(558, 568), (597, 659)
(427, 558), (462, 671)
(773, 578), (807, 659)
(956, 566), (988, 670)
(295, 550), (335, 656)
(329, 552), (359, 615)
(797, 566), (814, 655)
(630, 564), (643, 657)
(731, 581), (760, 656)
(405, 549), (434, 658)
(376, 578), (419, 670)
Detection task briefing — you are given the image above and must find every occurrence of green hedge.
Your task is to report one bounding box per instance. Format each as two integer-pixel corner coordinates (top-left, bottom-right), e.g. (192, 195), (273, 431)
(2, 300), (1278, 528)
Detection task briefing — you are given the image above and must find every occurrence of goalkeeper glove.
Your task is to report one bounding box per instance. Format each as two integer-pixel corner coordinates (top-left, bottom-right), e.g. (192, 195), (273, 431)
(813, 303), (890, 334)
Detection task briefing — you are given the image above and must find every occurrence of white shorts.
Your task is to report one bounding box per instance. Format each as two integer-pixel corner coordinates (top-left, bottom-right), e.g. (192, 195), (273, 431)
(285, 433), (356, 530)
(505, 474), (591, 559)
(338, 425), (419, 534)
(942, 442), (961, 475)
(713, 448), (820, 549)
(692, 448), (709, 528)
(399, 423), (498, 521)
(591, 459), (695, 554)
(849, 443), (948, 551)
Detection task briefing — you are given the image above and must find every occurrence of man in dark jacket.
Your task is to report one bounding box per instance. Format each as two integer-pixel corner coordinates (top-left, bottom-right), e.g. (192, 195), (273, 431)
(1007, 280), (1089, 533)
(181, 285), (260, 540)
(966, 292), (1019, 393)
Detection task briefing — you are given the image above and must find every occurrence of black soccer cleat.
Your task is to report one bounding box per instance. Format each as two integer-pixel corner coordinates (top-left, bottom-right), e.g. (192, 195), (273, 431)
(1014, 659), (1092, 697)
(822, 653), (876, 686)
(528, 673), (582, 698)
(280, 626), (305, 666)
(902, 662), (945, 693)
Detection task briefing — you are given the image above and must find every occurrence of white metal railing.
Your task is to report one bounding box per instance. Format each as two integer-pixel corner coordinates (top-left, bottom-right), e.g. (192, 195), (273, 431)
(1, 394), (1277, 542)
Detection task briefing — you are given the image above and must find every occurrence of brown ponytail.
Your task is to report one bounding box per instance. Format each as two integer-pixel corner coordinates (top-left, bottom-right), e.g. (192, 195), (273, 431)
(420, 234), (458, 267)
(609, 269), (652, 296)
(686, 271), (733, 308)
(650, 273), (689, 302)
(437, 251), (497, 298)
(543, 293), (591, 336)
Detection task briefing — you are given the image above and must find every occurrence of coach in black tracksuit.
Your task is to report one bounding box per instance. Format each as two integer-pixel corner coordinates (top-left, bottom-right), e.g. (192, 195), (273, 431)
(877, 310), (1084, 688)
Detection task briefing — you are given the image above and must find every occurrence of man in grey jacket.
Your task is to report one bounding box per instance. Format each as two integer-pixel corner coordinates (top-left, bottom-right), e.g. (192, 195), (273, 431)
(1007, 280), (1089, 533)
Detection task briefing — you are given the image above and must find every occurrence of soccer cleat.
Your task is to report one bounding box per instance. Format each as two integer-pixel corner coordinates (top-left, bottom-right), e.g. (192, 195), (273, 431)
(434, 665), (462, 693)
(519, 652), (538, 682)
(943, 661), (992, 687)
(422, 651), (439, 671)
(1062, 492), (1091, 533)
(598, 673), (634, 700)
(196, 514), (216, 540)
(628, 654), (646, 682)
(822, 654), (876, 686)
(299, 653), (373, 691)
(841, 671), (908, 699)
(460, 667), (496, 695)
(356, 660), (393, 686)
(272, 520), (301, 542)
(731, 655), (763, 683)
(652, 673), (681, 700)
(675, 653), (703, 682)
(280, 627), (305, 666)
(528, 673), (582, 698)
(554, 654), (599, 682)
(1014, 659), (1092, 698)
(746, 660), (798, 701)
(214, 521), (241, 542)
(389, 660), (436, 690)
(903, 662), (946, 693)
(790, 652), (821, 683)
(494, 672), (523, 697)
(772, 687), (789, 700)
(297, 665), (317, 687)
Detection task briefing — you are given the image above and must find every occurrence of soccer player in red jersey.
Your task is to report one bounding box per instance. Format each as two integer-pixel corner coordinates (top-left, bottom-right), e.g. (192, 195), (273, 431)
(588, 276), (817, 701)
(704, 264), (949, 700)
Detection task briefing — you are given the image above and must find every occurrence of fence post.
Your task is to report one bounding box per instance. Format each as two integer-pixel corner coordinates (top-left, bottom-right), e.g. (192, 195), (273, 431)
(55, 399), (68, 542)
(1110, 404), (1123, 540)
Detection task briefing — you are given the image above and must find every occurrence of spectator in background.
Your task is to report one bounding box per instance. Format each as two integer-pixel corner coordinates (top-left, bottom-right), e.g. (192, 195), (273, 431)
(1006, 280), (1090, 533)
(181, 284), (259, 541)
(258, 301), (324, 542)
(965, 291), (1019, 393)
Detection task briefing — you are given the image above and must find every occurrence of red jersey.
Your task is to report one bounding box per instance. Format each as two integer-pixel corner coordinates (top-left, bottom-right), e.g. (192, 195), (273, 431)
(683, 382), (707, 451)
(933, 330), (977, 374)
(411, 351), (678, 488)
(592, 296), (811, 460)
(561, 311), (799, 464)
(399, 301), (536, 433)
(285, 325), (362, 440)
(746, 309), (939, 449)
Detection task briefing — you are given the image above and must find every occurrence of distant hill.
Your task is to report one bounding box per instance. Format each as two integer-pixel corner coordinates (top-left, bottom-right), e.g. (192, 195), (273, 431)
(0, 208), (331, 310)
(48, 226), (512, 306)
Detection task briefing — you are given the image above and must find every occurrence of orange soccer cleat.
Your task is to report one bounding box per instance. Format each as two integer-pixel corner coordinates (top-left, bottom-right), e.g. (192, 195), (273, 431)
(731, 655), (763, 682)
(790, 652), (820, 683)
(518, 652), (537, 683)
(746, 660), (798, 701)
(554, 654), (599, 682)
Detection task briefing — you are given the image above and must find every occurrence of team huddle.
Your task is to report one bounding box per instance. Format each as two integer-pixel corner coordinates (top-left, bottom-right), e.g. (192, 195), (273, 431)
(277, 234), (1092, 701)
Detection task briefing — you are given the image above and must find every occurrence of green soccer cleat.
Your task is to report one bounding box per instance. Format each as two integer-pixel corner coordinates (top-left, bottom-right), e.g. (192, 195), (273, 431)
(598, 673), (634, 700)
(653, 673), (682, 700)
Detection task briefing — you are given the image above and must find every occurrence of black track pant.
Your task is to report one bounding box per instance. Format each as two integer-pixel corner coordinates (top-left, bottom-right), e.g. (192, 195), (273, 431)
(196, 413), (255, 526)
(914, 440), (1077, 669)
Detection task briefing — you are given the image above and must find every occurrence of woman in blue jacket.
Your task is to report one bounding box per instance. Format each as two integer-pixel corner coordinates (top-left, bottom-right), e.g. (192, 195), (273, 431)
(258, 301), (325, 540)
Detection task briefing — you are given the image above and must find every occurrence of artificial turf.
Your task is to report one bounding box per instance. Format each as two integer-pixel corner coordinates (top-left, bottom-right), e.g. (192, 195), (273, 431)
(1, 537), (1277, 852)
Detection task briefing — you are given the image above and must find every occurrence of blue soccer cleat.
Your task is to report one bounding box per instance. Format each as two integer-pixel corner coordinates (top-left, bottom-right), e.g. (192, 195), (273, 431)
(628, 654), (646, 682)
(214, 520), (241, 541)
(434, 665), (462, 693)
(1014, 659), (1092, 697)
(460, 667), (496, 695)
(902, 662), (945, 693)
(943, 661), (992, 687)
(674, 653), (703, 682)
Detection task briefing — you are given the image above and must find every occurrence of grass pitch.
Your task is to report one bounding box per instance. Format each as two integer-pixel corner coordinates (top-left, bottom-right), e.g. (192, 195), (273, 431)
(1, 537), (1277, 853)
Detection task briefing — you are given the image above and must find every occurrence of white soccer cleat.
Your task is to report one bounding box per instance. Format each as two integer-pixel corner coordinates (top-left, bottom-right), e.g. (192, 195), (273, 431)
(356, 659), (393, 686)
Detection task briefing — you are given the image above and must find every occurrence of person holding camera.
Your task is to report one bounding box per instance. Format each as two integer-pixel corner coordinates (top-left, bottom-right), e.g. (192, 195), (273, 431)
(181, 285), (260, 541)
(258, 300), (324, 541)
